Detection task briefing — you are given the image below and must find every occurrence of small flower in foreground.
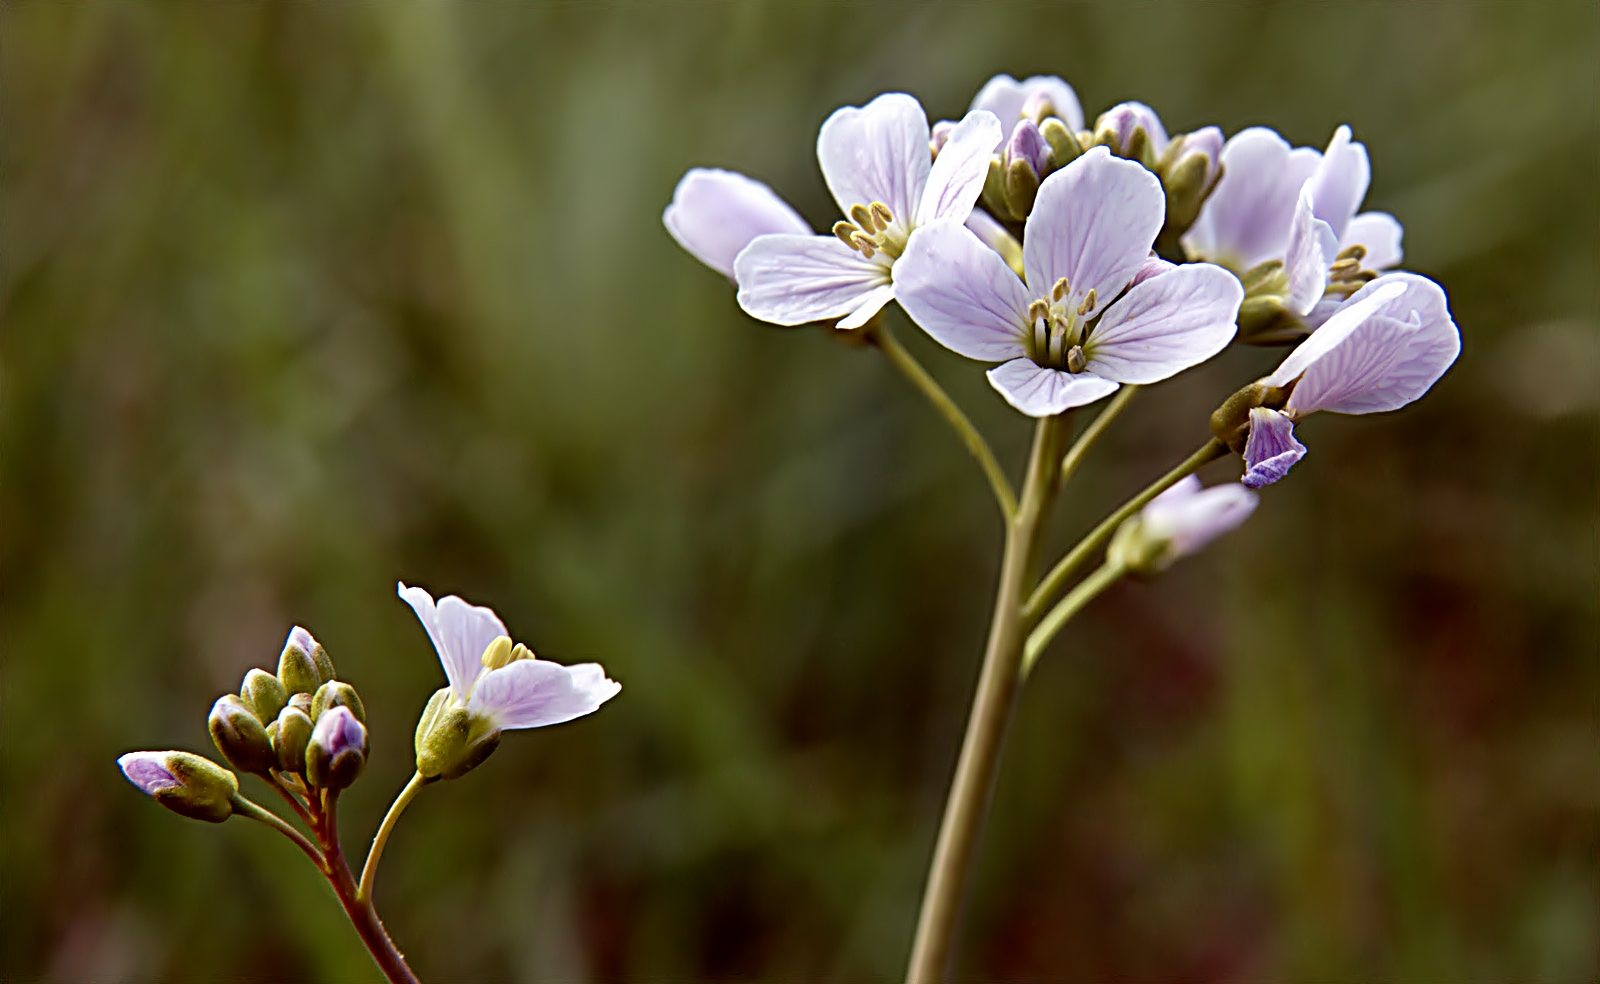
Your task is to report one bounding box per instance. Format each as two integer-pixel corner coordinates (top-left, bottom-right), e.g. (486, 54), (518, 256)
(734, 93), (1002, 330)
(399, 583), (620, 780)
(118, 751), (238, 823)
(1237, 273), (1460, 488)
(663, 168), (812, 280)
(968, 74), (1085, 139)
(1110, 476), (1259, 575)
(893, 147), (1243, 416)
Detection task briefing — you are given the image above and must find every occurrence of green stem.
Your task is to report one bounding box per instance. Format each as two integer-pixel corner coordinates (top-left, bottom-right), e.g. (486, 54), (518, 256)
(1022, 560), (1126, 677)
(265, 770), (317, 828)
(1060, 385), (1140, 486)
(906, 414), (1070, 983)
(1024, 438), (1226, 623)
(230, 793), (326, 872)
(870, 318), (1019, 522)
(359, 772), (430, 904)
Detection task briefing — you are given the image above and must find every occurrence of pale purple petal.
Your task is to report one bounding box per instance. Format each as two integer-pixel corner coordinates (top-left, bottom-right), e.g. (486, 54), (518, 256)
(469, 658), (621, 730)
(969, 74), (1085, 137)
(119, 752), (181, 797)
(1024, 147), (1164, 315)
(1171, 126), (1224, 186)
(930, 120), (955, 155)
(1181, 127), (1321, 271)
(436, 595), (508, 697)
(663, 168), (811, 279)
(1304, 125), (1370, 241)
(399, 583), (481, 701)
(916, 109), (1002, 227)
(1283, 188), (1338, 315)
(1096, 101), (1169, 156)
(835, 284), (896, 331)
(1287, 273), (1460, 415)
(1005, 119), (1050, 176)
(1083, 263), (1242, 384)
(964, 209), (1023, 266)
(1141, 478), (1259, 558)
(311, 706), (367, 758)
(1340, 212), (1404, 269)
(817, 92), (928, 231)
(734, 233), (891, 327)
(894, 222), (1030, 360)
(1129, 255), (1176, 287)
(1265, 279), (1410, 389)
(1241, 407), (1306, 488)
(987, 358), (1120, 416)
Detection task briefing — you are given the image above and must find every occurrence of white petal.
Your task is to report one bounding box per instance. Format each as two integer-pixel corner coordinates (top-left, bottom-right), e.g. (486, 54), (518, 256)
(1287, 273), (1460, 414)
(1181, 127), (1321, 271)
(469, 658), (621, 730)
(835, 284), (896, 331)
(1083, 262), (1242, 384)
(968, 74), (1085, 136)
(1340, 212), (1404, 269)
(734, 234), (891, 327)
(1283, 188), (1338, 315)
(1023, 147), (1164, 315)
(1304, 125), (1370, 241)
(915, 110), (1002, 227)
(1265, 279), (1409, 389)
(986, 358), (1120, 416)
(893, 222), (1030, 361)
(398, 583), (499, 700)
(663, 168), (811, 280)
(817, 92), (929, 231)
(964, 208), (1024, 271)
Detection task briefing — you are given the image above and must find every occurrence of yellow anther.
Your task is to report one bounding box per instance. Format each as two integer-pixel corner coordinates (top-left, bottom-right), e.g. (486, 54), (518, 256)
(1027, 299), (1050, 323)
(1051, 277), (1069, 302)
(850, 232), (877, 258)
(832, 220), (859, 247)
(509, 643), (535, 662)
(870, 201), (893, 230)
(1078, 288), (1098, 316)
(1335, 244), (1367, 262)
(850, 204), (875, 230)
(480, 636), (514, 670)
(1328, 258), (1362, 278)
(1066, 345), (1088, 374)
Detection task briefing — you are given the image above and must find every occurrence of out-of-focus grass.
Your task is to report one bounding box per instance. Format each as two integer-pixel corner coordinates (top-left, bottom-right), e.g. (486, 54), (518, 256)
(2, 3), (1595, 981)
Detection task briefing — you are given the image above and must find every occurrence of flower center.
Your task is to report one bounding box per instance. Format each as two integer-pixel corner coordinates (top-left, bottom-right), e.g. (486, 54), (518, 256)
(1324, 243), (1378, 299)
(832, 201), (908, 261)
(1022, 278), (1098, 371)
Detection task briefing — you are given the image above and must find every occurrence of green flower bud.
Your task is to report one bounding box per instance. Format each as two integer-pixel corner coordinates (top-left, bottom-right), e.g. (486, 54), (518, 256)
(414, 688), (501, 781)
(240, 668), (287, 724)
(310, 680), (366, 725)
(288, 691), (313, 715)
(1235, 294), (1310, 347)
(1003, 157), (1040, 220)
(278, 627), (322, 696)
(1039, 117), (1081, 170)
(208, 694), (276, 775)
(981, 154), (1013, 222)
(306, 706), (367, 790)
(118, 751), (238, 823)
(273, 705), (314, 775)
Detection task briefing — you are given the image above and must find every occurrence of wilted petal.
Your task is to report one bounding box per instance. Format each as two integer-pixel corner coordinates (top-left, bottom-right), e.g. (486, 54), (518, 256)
(1084, 263), (1242, 383)
(1304, 125), (1370, 241)
(399, 583), (501, 701)
(1340, 211), (1404, 269)
(917, 110), (1002, 227)
(1141, 476), (1259, 559)
(817, 92), (929, 231)
(987, 358), (1120, 416)
(734, 233), (891, 327)
(1283, 188), (1339, 315)
(470, 658), (621, 730)
(1182, 127), (1321, 271)
(1024, 147), (1164, 315)
(969, 74), (1085, 136)
(894, 222), (1030, 361)
(1241, 407), (1306, 488)
(663, 168), (811, 279)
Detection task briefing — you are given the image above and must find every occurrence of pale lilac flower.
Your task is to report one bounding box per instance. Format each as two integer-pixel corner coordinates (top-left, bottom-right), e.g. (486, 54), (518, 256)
(1304, 125), (1404, 269)
(969, 74), (1085, 138)
(893, 147), (1243, 416)
(1140, 476), (1259, 561)
(734, 94), (1002, 331)
(398, 583), (620, 731)
(1241, 273), (1460, 487)
(663, 168), (811, 280)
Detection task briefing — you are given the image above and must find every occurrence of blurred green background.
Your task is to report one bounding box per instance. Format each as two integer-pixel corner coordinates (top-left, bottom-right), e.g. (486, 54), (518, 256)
(3, 3), (1596, 981)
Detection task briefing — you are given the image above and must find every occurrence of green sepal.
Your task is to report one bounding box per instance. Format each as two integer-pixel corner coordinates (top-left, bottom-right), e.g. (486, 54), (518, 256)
(208, 694), (276, 775)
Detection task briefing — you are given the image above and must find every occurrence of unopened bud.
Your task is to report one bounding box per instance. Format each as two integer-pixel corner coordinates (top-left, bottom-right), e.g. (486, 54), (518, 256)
(277, 627), (322, 695)
(1235, 294), (1309, 346)
(1160, 127), (1224, 238)
(310, 680), (366, 725)
(118, 750), (238, 823)
(306, 706), (367, 790)
(1093, 102), (1168, 168)
(414, 688), (501, 781)
(1109, 476), (1258, 576)
(273, 705), (314, 775)
(239, 668), (287, 724)
(1004, 157), (1041, 219)
(1021, 89), (1057, 125)
(288, 691), (313, 715)
(982, 154), (1013, 221)
(1005, 119), (1051, 181)
(209, 694), (276, 775)
(1039, 118), (1081, 170)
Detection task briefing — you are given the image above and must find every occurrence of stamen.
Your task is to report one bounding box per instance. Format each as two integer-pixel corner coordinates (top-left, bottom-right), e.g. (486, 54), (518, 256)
(1335, 244), (1367, 262)
(1077, 288), (1098, 316)
(849, 204), (875, 230)
(832, 220), (859, 247)
(1027, 299), (1050, 324)
(480, 636), (514, 670)
(850, 232), (877, 258)
(1065, 345), (1088, 374)
(870, 201), (893, 230)
(1052, 277), (1069, 301)
(1328, 258), (1362, 278)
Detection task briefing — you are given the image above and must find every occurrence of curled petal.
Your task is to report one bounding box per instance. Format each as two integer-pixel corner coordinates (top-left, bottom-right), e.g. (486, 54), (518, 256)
(1304, 125), (1370, 241)
(1182, 127), (1321, 271)
(817, 92), (929, 231)
(1241, 408), (1307, 488)
(470, 658), (621, 730)
(916, 110), (1002, 226)
(986, 358), (1120, 417)
(734, 234), (891, 328)
(1283, 188), (1339, 316)
(1084, 263), (1242, 384)
(1340, 211), (1404, 269)
(894, 222), (1030, 361)
(663, 168), (811, 279)
(969, 74), (1085, 136)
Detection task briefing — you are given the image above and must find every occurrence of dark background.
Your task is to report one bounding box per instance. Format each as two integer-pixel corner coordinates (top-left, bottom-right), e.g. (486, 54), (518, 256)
(3, 3), (1596, 981)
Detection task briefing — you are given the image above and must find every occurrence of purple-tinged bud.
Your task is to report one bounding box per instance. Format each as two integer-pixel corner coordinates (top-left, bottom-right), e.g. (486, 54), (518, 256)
(278, 626), (332, 695)
(1038, 117), (1081, 170)
(1159, 126), (1225, 236)
(311, 680), (366, 725)
(209, 694), (277, 775)
(1005, 119), (1052, 179)
(306, 706), (367, 790)
(1020, 89), (1057, 125)
(118, 751), (238, 823)
(930, 120), (956, 158)
(1093, 102), (1169, 165)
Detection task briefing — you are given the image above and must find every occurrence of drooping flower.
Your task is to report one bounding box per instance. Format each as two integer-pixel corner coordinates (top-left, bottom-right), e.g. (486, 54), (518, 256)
(1239, 273), (1460, 488)
(893, 147), (1243, 416)
(663, 168), (811, 280)
(968, 74), (1085, 139)
(398, 583), (620, 779)
(1111, 475), (1259, 574)
(733, 93), (1002, 330)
